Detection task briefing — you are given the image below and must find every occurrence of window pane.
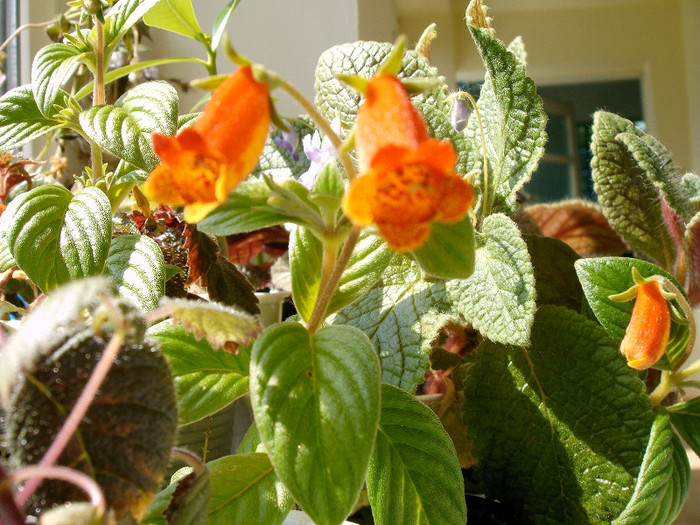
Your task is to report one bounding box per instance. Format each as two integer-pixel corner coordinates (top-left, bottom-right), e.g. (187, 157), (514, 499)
(525, 161), (572, 203)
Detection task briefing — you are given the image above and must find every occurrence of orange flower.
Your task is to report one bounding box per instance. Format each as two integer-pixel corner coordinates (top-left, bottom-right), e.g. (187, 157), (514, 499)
(342, 74), (474, 252)
(619, 279), (671, 370)
(143, 66), (270, 223)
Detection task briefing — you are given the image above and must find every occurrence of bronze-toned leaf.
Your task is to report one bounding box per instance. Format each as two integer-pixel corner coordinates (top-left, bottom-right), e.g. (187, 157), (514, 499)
(523, 200), (628, 256)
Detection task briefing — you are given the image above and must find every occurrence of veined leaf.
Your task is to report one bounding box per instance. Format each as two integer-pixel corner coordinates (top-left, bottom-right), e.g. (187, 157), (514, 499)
(574, 257), (690, 370)
(289, 225), (323, 323)
(197, 179), (289, 236)
(591, 111), (676, 269)
(105, 234), (165, 312)
(463, 305), (654, 523)
(80, 81), (178, 171)
(212, 0), (242, 53)
(367, 384), (466, 525)
(158, 297), (261, 350)
(142, 465), (210, 525)
(0, 85), (67, 151)
(147, 320), (250, 425)
(612, 412), (690, 525)
(332, 256), (446, 391)
(143, 0), (204, 41)
(0, 206), (17, 272)
(250, 322), (381, 525)
(411, 218), (475, 279)
(445, 213), (536, 346)
(207, 453), (294, 525)
(31, 43), (88, 117)
(667, 397), (700, 460)
(465, 16), (547, 216)
(4, 185), (112, 292)
(104, 0), (161, 52)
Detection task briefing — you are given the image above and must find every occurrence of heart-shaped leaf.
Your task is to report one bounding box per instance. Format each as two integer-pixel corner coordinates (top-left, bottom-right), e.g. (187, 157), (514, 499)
(104, 234), (165, 312)
(4, 185), (112, 292)
(147, 321), (250, 425)
(79, 81), (178, 171)
(367, 384), (466, 525)
(250, 322), (381, 525)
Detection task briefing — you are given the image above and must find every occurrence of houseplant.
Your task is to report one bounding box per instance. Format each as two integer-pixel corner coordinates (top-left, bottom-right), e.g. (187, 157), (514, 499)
(0, 0), (699, 523)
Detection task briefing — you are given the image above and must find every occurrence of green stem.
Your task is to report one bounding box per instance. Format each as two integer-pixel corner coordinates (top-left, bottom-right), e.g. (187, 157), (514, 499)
(463, 92), (489, 220)
(90, 16), (106, 184)
(270, 71), (357, 181)
(306, 225), (361, 334)
(649, 370), (673, 406)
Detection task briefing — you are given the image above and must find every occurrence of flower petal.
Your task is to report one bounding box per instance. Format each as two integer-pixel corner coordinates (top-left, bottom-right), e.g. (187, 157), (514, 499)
(142, 164), (187, 207)
(184, 201), (220, 223)
(343, 172), (377, 226)
(376, 220), (431, 252)
(436, 176), (475, 223)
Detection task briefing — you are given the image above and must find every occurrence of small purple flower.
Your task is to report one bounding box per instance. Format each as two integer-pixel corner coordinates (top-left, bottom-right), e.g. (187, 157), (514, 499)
(274, 125), (300, 161)
(299, 118), (340, 189)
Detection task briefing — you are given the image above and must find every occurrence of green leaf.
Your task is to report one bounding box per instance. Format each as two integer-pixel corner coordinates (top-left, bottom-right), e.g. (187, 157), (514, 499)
(5, 185), (112, 292)
(79, 81), (179, 171)
(524, 234), (582, 311)
(612, 412), (690, 525)
(463, 305), (655, 523)
(5, 326), (177, 522)
(104, 234), (165, 312)
(104, 0), (161, 52)
(332, 256), (446, 391)
(289, 225), (323, 323)
(31, 44), (88, 117)
(207, 453), (294, 525)
(142, 0), (204, 41)
(445, 213), (536, 346)
(465, 22), (547, 216)
(142, 466), (210, 525)
(668, 397), (700, 460)
(411, 218), (475, 279)
(591, 111), (676, 269)
(105, 161), (148, 212)
(328, 232), (395, 316)
(574, 256), (689, 370)
(367, 384), (466, 525)
(147, 321), (250, 425)
(211, 0), (242, 53)
(0, 207), (17, 272)
(197, 179), (288, 236)
(159, 297), (261, 350)
(616, 130), (694, 220)
(0, 85), (67, 151)
(250, 322), (381, 525)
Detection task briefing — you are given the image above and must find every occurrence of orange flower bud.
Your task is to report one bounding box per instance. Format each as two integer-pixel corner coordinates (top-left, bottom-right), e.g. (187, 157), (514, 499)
(342, 74), (474, 252)
(143, 65), (270, 223)
(619, 279), (671, 370)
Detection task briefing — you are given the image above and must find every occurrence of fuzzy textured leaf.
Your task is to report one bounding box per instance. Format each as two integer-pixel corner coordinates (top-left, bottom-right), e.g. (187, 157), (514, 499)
(159, 298), (261, 350)
(80, 81), (178, 171)
(105, 234), (165, 312)
(465, 23), (547, 216)
(147, 321), (249, 425)
(367, 384), (466, 525)
(524, 234), (582, 311)
(612, 412), (690, 525)
(332, 256), (446, 391)
(104, 0), (161, 51)
(667, 398), (700, 460)
(250, 322), (381, 525)
(31, 43), (87, 117)
(446, 213), (536, 346)
(463, 305), (655, 523)
(207, 453), (294, 525)
(142, 0), (203, 40)
(591, 111), (676, 269)
(0, 85), (67, 151)
(683, 211), (700, 305)
(4, 185), (112, 292)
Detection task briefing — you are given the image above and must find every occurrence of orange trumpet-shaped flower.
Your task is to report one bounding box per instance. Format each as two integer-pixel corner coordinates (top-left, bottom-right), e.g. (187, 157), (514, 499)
(342, 74), (474, 252)
(619, 279), (671, 370)
(143, 65), (270, 223)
